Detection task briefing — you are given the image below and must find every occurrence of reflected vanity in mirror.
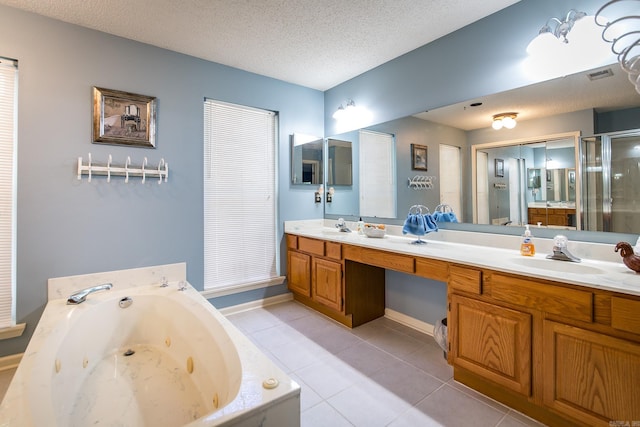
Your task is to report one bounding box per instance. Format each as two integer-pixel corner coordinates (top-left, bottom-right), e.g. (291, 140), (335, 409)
(472, 133), (579, 229)
(325, 62), (640, 240)
(291, 133), (323, 185)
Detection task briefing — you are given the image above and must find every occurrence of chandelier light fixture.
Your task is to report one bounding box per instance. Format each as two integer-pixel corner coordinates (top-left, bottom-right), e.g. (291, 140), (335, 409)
(595, 0), (640, 94)
(492, 113), (518, 130)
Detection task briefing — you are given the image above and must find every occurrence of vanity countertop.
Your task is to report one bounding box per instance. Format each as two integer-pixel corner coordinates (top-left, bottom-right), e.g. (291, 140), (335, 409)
(285, 219), (640, 298)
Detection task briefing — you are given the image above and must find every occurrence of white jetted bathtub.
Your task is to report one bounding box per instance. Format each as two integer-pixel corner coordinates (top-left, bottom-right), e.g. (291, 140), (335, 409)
(0, 263), (300, 426)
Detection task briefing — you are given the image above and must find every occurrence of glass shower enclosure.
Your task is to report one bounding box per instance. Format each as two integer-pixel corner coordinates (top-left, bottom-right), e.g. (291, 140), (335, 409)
(581, 130), (640, 234)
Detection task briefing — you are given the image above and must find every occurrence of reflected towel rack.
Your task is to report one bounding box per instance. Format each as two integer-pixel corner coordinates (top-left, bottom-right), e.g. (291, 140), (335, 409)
(77, 153), (168, 183)
(408, 175), (435, 189)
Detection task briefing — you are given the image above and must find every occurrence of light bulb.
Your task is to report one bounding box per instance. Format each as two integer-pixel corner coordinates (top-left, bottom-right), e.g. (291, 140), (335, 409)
(503, 116), (517, 129)
(492, 119), (503, 130)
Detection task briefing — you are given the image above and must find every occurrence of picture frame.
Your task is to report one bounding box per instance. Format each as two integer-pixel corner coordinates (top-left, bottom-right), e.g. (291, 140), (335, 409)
(93, 87), (157, 148)
(411, 144), (428, 171)
(495, 158), (504, 177)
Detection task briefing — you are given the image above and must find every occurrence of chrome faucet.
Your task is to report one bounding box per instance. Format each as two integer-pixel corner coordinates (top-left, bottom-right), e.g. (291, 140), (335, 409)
(546, 235), (581, 262)
(67, 283), (113, 305)
(335, 218), (351, 232)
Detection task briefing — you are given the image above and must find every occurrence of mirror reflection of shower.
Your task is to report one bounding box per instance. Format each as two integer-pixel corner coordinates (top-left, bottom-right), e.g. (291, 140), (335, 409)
(581, 130), (640, 233)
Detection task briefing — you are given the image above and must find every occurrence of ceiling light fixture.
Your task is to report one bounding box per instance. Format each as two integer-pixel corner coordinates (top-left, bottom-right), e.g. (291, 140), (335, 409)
(491, 113), (518, 130)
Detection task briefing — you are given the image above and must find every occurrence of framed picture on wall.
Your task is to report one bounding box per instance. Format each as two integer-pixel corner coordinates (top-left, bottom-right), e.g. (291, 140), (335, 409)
(495, 158), (504, 177)
(411, 144), (428, 171)
(92, 87), (157, 148)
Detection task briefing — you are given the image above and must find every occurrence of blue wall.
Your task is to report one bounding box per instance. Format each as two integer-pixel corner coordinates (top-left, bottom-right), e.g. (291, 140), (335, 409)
(0, 5), (324, 356)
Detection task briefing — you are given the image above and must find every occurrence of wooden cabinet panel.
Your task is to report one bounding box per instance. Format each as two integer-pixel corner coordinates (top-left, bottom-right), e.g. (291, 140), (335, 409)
(543, 320), (640, 424)
(344, 245), (414, 273)
(611, 296), (640, 335)
(415, 258), (449, 282)
(286, 234), (298, 249)
(449, 265), (482, 294)
(450, 294), (532, 396)
(287, 251), (311, 296)
(488, 273), (592, 323)
(325, 241), (342, 261)
(312, 258), (342, 312)
(298, 236), (325, 256)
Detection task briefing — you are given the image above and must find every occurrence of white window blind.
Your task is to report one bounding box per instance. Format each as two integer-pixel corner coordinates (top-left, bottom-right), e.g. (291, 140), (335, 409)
(359, 130), (396, 218)
(203, 99), (278, 291)
(0, 57), (17, 329)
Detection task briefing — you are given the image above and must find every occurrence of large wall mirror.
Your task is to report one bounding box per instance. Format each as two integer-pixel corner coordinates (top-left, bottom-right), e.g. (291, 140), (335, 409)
(291, 133), (323, 185)
(325, 62), (640, 241)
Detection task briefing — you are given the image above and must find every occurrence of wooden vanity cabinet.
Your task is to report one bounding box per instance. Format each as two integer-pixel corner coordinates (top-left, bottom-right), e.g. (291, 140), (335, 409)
(285, 234), (385, 327)
(450, 268), (640, 426)
(311, 257), (342, 311)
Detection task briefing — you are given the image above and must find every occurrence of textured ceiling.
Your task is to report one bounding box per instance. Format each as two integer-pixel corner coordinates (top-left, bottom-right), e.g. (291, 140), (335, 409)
(0, 0), (520, 90)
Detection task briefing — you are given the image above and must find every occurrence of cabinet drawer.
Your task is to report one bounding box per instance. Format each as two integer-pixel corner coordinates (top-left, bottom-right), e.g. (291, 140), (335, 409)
(415, 258), (449, 282)
(489, 273), (592, 322)
(449, 265), (482, 294)
(325, 241), (342, 261)
(343, 245), (414, 273)
(286, 234), (298, 249)
(611, 296), (640, 335)
(298, 236), (325, 256)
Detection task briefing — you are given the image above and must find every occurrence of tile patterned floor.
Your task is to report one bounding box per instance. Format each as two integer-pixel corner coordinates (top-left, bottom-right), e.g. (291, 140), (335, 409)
(226, 300), (547, 427)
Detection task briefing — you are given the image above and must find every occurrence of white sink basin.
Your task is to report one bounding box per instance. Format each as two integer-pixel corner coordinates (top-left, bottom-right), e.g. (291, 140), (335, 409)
(511, 257), (604, 275)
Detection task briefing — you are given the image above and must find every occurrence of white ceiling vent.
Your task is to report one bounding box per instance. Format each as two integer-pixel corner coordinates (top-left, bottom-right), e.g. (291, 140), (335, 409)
(587, 68), (614, 81)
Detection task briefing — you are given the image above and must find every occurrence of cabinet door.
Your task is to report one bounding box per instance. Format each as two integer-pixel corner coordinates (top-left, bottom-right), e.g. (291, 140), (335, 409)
(288, 251), (311, 296)
(450, 294), (532, 396)
(312, 258), (342, 311)
(543, 320), (640, 425)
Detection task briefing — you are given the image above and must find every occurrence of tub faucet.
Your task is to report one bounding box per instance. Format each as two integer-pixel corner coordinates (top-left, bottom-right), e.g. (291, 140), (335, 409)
(546, 235), (581, 263)
(335, 218), (351, 232)
(67, 283), (113, 305)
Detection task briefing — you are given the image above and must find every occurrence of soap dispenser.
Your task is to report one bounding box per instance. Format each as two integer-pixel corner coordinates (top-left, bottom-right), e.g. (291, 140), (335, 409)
(357, 217), (364, 234)
(520, 224), (535, 257)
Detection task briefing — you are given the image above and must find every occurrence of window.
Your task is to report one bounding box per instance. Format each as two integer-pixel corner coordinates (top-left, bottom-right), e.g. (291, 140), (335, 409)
(203, 100), (281, 295)
(0, 57), (17, 330)
(359, 130), (396, 218)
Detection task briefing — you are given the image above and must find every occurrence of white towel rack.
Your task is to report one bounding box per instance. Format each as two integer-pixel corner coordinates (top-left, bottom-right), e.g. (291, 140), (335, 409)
(408, 175), (435, 189)
(77, 153), (168, 184)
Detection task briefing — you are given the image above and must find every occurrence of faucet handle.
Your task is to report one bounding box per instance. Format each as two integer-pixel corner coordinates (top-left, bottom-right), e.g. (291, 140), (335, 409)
(553, 235), (568, 248)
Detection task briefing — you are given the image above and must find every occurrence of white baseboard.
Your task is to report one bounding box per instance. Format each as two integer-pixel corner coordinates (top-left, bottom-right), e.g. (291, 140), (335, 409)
(385, 308), (435, 336)
(0, 353), (22, 371)
(218, 292), (293, 316)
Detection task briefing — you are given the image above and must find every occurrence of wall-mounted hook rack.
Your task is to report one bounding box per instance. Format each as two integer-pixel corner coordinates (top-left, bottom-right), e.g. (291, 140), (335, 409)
(408, 175), (435, 190)
(77, 153), (168, 183)
(493, 182), (507, 190)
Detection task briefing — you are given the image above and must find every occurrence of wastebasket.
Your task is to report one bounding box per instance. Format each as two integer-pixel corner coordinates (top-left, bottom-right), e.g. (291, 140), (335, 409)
(433, 317), (447, 359)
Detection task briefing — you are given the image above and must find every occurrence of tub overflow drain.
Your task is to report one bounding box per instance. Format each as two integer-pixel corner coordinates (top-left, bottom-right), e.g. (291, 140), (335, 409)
(124, 349), (135, 356)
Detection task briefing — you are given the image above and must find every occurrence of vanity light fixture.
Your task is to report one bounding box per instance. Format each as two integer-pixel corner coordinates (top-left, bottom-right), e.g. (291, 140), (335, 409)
(525, 9), (611, 78)
(527, 9), (591, 55)
(491, 113), (518, 130)
(332, 99), (357, 120)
